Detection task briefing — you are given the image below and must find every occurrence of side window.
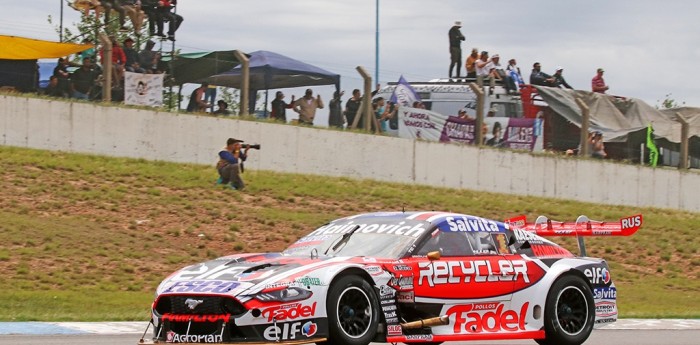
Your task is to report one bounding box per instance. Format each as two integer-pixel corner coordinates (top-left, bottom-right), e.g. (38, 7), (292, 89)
(416, 231), (473, 257)
(466, 232), (499, 255)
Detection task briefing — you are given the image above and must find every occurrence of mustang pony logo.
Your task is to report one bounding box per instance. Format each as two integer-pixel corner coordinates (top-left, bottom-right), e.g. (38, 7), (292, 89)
(185, 298), (204, 310)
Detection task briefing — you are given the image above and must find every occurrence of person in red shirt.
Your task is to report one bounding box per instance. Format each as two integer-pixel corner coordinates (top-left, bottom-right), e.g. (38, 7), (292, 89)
(591, 68), (609, 94)
(99, 36), (127, 87)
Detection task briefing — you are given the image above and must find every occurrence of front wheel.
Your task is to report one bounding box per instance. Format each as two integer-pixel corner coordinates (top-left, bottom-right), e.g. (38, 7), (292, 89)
(325, 275), (379, 345)
(537, 275), (595, 345)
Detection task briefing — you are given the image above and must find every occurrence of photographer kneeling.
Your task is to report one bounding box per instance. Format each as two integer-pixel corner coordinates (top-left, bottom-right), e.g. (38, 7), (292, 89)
(216, 138), (249, 190)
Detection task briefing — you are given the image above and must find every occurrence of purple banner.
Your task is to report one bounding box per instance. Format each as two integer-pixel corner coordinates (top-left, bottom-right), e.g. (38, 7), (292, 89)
(440, 116), (476, 144)
(503, 118), (538, 151)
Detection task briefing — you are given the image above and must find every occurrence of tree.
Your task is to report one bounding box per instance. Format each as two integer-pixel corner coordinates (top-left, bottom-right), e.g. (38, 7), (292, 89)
(655, 93), (685, 109)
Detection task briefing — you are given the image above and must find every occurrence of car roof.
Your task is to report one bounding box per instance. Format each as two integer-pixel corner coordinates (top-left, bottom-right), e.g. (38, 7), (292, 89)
(337, 211), (509, 234)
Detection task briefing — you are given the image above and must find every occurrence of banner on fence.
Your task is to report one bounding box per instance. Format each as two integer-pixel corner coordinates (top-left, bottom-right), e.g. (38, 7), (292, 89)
(124, 72), (163, 107)
(397, 106), (543, 151)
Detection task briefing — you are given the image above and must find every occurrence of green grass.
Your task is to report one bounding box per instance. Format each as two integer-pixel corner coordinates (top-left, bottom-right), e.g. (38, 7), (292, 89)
(0, 145), (698, 320)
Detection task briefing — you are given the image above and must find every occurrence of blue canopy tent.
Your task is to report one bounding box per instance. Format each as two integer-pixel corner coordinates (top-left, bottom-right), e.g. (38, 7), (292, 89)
(202, 50), (340, 115)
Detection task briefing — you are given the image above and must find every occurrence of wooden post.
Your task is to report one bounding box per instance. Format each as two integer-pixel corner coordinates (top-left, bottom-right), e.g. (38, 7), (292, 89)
(234, 50), (249, 116)
(676, 112), (689, 169)
(98, 34), (112, 102)
(576, 98), (590, 156)
(468, 83), (484, 146)
(356, 66), (374, 132)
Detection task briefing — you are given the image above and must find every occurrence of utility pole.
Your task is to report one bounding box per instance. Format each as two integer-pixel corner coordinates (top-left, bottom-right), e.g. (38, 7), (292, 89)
(375, 0), (379, 87)
(59, 0), (64, 42)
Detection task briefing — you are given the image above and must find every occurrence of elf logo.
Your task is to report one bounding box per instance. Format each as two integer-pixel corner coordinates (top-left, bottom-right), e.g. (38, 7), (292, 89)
(264, 321), (317, 341)
(584, 267), (611, 285)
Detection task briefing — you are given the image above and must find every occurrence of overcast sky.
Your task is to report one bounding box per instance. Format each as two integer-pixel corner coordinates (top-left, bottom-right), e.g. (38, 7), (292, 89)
(2, 0), (699, 112)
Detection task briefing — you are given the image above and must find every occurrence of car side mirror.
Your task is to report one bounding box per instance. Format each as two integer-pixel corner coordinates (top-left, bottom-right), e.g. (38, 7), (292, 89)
(427, 251), (441, 261)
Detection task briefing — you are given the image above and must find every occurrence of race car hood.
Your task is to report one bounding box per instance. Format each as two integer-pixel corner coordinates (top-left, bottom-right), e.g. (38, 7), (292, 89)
(156, 253), (332, 296)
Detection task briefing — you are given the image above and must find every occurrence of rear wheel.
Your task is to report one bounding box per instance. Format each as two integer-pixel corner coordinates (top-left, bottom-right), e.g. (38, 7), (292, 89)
(537, 275), (595, 345)
(326, 275), (379, 345)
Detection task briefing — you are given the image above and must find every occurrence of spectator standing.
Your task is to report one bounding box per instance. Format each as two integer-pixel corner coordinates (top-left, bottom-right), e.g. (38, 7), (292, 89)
(592, 68), (609, 93)
(70, 57), (98, 100)
(213, 100), (231, 115)
(138, 40), (159, 73)
(270, 91), (294, 122)
(465, 48), (478, 78)
(344, 89), (361, 128)
(205, 85), (217, 113)
(530, 62), (556, 87)
(553, 67), (573, 89)
(293, 89), (324, 125)
(186, 83), (210, 112)
(328, 91), (345, 128)
(372, 97), (394, 132)
(448, 21), (466, 78)
(123, 38), (144, 73)
(216, 138), (247, 190)
(591, 131), (607, 158)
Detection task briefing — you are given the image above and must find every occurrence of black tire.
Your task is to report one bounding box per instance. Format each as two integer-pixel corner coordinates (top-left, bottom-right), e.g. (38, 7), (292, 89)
(325, 275), (379, 345)
(537, 275), (595, 345)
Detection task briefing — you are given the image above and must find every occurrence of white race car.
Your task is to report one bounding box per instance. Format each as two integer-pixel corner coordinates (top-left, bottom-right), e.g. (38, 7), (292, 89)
(142, 211), (641, 345)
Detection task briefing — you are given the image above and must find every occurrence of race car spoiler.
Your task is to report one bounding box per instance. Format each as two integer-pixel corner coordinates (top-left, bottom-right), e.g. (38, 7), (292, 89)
(506, 214), (642, 256)
(507, 214), (643, 237)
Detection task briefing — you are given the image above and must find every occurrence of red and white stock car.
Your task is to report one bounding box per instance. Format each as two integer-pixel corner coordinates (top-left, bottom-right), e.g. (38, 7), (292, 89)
(143, 211), (642, 345)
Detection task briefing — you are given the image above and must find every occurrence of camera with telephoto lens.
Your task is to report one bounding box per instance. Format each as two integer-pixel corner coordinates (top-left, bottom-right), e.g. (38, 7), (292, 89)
(243, 143), (261, 150)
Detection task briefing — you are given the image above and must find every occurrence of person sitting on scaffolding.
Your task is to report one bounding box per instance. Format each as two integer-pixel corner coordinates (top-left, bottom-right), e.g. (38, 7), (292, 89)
(69, 0), (102, 16)
(155, 0), (183, 41)
(119, 1), (146, 35)
(99, 0), (128, 32)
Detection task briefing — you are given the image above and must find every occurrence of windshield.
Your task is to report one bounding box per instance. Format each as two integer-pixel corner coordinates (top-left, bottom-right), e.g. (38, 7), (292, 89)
(284, 216), (431, 259)
(283, 232), (418, 259)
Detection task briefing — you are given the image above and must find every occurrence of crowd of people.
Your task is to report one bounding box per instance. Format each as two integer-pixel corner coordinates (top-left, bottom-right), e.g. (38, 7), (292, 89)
(44, 36), (162, 100)
(70, 0), (183, 40)
(188, 84), (399, 133)
(41, 14), (610, 136)
(43, 0), (184, 100)
(448, 21), (610, 95)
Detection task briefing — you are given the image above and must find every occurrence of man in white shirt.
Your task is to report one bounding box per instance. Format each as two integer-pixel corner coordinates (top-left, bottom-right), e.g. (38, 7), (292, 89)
(475, 51), (499, 94)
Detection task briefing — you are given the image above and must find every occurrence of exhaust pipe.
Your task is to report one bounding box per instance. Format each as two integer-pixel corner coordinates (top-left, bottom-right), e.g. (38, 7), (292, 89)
(400, 315), (449, 329)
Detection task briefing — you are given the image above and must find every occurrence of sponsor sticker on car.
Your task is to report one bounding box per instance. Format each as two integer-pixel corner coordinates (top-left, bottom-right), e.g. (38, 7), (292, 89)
(446, 302), (529, 333)
(261, 302), (317, 322)
(263, 321), (317, 341)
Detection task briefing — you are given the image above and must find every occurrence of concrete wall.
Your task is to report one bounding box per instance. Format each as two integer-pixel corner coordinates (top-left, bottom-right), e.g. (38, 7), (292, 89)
(2, 95), (698, 212)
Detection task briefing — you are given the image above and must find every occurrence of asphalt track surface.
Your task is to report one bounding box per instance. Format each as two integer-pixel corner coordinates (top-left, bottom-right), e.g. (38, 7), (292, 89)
(2, 331), (700, 345)
(2, 320), (699, 345)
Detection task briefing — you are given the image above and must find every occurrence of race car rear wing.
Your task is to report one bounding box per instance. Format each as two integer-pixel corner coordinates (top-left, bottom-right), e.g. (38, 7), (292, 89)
(506, 214), (642, 256)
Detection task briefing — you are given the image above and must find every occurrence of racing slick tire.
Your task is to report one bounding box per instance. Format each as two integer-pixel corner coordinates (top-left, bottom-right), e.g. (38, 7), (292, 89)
(536, 275), (595, 345)
(324, 275), (380, 345)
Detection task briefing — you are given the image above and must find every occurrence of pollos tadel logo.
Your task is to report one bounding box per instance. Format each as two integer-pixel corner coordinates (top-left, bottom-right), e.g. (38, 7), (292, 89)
(446, 302), (529, 333)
